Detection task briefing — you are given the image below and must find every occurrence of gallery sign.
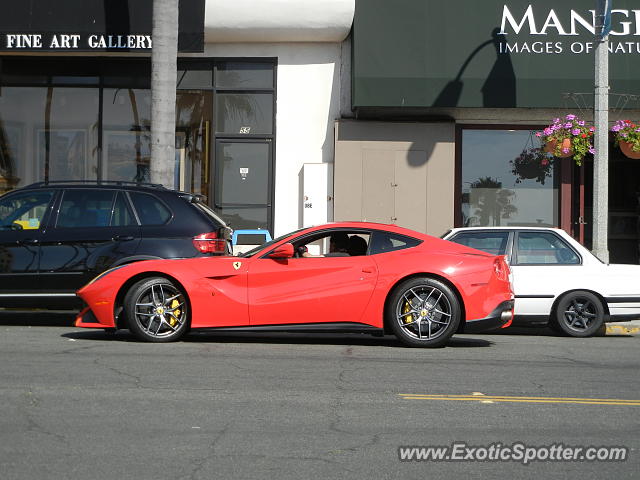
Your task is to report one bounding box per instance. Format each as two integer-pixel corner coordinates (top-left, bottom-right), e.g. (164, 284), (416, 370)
(0, 0), (204, 53)
(352, 0), (640, 109)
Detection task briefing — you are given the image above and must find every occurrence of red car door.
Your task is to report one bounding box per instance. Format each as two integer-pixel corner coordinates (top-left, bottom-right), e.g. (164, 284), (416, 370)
(247, 255), (379, 325)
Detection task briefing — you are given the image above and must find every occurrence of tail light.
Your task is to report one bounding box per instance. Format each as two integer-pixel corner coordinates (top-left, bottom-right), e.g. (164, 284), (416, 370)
(493, 255), (510, 281)
(193, 232), (227, 254)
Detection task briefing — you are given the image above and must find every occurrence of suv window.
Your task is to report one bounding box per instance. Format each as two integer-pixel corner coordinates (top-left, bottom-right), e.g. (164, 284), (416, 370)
(57, 190), (116, 228)
(0, 190), (54, 230)
(516, 232), (580, 265)
(130, 192), (171, 225)
(448, 231), (509, 255)
(369, 231), (421, 255)
(113, 192), (137, 227)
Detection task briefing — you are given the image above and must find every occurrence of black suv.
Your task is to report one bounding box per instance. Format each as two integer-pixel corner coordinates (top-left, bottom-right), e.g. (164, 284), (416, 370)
(0, 182), (232, 309)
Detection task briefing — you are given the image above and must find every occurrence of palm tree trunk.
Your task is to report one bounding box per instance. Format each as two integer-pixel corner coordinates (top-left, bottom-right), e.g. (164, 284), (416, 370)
(150, 0), (179, 186)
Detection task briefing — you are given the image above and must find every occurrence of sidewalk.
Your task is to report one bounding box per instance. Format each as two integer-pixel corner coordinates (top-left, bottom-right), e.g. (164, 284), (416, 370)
(606, 319), (640, 336)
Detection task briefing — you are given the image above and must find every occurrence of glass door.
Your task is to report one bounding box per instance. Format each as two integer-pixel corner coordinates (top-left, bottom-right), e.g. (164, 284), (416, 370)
(213, 139), (272, 230)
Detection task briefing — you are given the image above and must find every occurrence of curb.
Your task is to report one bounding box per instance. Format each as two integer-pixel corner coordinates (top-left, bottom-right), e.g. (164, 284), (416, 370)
(606, 320), (640, 336)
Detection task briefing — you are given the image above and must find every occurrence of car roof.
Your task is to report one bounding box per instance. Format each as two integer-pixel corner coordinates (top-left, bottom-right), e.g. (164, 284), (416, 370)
(21, 181), (167, 191)
(303, 221), (431, 238)
(448, 226), (564, 233)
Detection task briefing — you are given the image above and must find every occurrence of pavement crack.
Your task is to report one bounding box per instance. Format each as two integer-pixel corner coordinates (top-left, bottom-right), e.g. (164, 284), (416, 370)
(93, 357), (143, 387)
(181, 422), (232, 480)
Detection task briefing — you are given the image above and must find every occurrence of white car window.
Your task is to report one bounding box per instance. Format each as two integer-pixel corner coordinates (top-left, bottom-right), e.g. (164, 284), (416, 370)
(448, 231), (509, 255)
(516, 232), (580, 265)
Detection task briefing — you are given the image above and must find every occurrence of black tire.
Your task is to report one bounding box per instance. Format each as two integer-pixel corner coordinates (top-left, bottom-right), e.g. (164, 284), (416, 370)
(386, 277), (461, 348)
(124, 277), (190, 342)
(553, 291), (605, 338)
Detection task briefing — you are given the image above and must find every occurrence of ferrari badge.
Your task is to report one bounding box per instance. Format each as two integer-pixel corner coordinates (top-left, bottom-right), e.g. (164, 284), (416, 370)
(233, 261), (242, 270)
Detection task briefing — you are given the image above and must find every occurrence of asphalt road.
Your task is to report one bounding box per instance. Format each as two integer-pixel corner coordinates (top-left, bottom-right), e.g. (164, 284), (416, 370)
(1, 321), (638, 480)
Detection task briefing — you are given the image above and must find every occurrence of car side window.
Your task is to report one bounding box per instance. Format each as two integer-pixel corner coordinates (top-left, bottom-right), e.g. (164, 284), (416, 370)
(57, 190), (115, 228)
(292, 230), (371, 257)
(447, 231), (509, 255)
(129, 192), (171, 225)
(112, 192), (137, 227)
(0, 190), (54, 230)
(516, 232), (580, 265)
(369, 231), (421, 255)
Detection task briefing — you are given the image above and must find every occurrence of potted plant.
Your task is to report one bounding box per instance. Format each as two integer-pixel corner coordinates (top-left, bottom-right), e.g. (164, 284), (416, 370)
(611, 119), (640, 159)
(536, 114), (595, 165)
(509, 147), (553, 184)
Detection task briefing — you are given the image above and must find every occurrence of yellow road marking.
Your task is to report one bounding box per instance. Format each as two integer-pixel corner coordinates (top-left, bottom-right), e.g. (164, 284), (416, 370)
(399, 394), (640, 406)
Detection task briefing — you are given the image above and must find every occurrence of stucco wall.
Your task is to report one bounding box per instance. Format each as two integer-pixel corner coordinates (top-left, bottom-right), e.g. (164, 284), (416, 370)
(202, 42), (344, 237)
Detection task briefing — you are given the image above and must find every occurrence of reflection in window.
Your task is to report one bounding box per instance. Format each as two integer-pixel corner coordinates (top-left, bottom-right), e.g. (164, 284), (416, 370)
(516, 232), (580, 265)
(461, 129), (558, 227)
(103, 89), (151, 182)
(215, 93), (273, 135)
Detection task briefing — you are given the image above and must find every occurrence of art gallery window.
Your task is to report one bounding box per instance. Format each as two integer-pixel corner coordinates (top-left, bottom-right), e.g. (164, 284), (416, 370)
(0, 57), (276, 231)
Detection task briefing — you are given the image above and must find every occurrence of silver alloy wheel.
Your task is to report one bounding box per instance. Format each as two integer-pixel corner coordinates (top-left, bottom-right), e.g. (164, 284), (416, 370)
(134, 282), (187, 338)
(561, 296), (598, 333)
(395, 285), (452, 340)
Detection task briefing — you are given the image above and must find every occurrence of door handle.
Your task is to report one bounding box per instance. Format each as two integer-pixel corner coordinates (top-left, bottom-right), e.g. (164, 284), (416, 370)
(362, 267), (375, 273)
(17, 238), (39, 245)
(113, 235), (134, 242)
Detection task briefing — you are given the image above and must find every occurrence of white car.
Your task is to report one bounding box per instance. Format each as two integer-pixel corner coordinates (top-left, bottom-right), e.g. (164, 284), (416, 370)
(442, 227), (640, 337)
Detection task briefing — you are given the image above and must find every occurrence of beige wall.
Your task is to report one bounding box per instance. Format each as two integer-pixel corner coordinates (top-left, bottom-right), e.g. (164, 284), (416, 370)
(334, 120), (455, 236)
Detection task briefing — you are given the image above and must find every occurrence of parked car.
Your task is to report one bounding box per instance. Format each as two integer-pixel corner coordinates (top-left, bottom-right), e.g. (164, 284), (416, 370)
(0, 181), (232, 309)
(442, 226), (640, 337)
(75, 222), (514, 347)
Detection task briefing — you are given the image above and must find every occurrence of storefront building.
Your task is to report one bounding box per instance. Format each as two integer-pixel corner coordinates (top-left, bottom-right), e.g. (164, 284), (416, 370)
(0, 0), (355, 237)
(336, 0), (640, 263)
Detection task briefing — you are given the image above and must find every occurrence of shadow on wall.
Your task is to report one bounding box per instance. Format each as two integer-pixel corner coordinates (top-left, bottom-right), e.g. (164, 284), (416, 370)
(432, 27), (516, 108)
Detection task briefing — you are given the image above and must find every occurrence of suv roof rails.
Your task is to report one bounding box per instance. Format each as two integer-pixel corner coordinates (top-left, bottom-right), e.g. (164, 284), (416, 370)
(25, 180), (167, 189)
(178, 192), (207, 203)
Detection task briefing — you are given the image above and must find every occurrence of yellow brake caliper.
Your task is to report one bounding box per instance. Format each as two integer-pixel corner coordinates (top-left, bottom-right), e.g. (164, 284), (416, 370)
(169, 299), (181, 327)
(403, 301), (413, 324)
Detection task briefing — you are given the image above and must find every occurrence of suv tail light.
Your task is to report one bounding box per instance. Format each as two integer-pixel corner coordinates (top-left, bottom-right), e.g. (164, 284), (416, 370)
(193, 232), (227, 254)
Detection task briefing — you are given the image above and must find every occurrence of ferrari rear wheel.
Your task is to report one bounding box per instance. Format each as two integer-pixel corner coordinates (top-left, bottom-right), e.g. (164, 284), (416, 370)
(124, 277), (190, 342)
(553, 290), (605, 338)
(387, 277), (461, 348)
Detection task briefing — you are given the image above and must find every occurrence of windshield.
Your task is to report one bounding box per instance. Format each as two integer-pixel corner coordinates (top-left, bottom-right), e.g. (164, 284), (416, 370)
(237, 227), (306, 258)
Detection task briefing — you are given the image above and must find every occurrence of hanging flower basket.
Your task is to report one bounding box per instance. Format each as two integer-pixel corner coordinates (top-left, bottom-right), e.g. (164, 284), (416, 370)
(611, 120), (640, 159)
(543, 138), (573, 158)
(509, 147), (553, 184)
(536, 114), (595, 166)
(620, 141), (640, 159)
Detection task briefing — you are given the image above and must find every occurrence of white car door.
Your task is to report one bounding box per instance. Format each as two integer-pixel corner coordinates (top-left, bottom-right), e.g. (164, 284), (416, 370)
(511, 230), (584, 318)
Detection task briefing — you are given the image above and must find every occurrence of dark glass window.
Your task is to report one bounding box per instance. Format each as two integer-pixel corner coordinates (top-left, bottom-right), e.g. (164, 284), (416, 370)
(112, 192), (136, 227)
(57, 190), (115, 228)
(215, 62), (274, 89)
(130, 192), (171, 225)
(0, 190), (54, 230)
(369, 232), (421, 255)
(216, 142), (270, 205)
(461, 129), (559, 228)
(515, 232), (580, 265)
(448, 231), (509, 255)
(215, 93), (273, 135)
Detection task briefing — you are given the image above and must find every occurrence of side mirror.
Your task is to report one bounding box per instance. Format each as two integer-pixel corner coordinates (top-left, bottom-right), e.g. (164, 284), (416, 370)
(268, 243), (294, 259)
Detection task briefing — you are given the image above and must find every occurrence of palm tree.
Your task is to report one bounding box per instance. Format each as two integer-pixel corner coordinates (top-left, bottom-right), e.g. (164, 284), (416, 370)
(150, 0), (179, 186)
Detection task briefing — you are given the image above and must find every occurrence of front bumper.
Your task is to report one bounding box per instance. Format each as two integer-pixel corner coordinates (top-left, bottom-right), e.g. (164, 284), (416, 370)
(463, 300), (514, 333)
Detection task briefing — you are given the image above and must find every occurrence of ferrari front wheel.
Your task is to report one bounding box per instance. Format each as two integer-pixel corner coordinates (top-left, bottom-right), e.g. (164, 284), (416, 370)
(124, 277), (190, 342)
(387, 277), (461, 348)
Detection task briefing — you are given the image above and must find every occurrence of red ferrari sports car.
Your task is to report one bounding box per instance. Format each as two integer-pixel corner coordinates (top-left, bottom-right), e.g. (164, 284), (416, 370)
(75, 222), (514, 347)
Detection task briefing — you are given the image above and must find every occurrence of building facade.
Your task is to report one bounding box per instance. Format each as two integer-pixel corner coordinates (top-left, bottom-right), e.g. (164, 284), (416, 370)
(335, 0), (640, 263)
(0, 0), (354, 238)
